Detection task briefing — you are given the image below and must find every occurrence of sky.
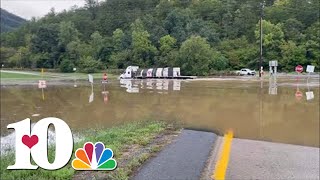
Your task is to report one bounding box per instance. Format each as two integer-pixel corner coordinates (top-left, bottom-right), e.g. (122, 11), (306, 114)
(1, 0), (86, 20)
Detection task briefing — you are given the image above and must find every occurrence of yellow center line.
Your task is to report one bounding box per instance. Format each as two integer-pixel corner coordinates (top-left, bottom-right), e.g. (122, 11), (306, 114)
(211, 130), (233, 180)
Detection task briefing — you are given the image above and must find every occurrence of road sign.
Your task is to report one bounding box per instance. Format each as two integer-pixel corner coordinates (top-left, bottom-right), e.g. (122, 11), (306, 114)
(295, 90), (303, 100)
(295, 65), (303, 73)
(88, 74), (93, 83)
(306, 65), (315, 73)
(38, 80), (47, 89)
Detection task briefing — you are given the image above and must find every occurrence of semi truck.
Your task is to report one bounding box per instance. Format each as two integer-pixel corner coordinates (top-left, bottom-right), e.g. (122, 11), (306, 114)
(119, 66), (189, 79)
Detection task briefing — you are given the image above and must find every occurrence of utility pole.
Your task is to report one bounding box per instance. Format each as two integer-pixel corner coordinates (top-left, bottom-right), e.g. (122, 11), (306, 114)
(259, 1), (265, 78)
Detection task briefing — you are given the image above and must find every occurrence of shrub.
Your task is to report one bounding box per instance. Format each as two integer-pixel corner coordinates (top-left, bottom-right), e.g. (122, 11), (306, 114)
(79, 56), (102, 73)
(59, 58), (74, 72)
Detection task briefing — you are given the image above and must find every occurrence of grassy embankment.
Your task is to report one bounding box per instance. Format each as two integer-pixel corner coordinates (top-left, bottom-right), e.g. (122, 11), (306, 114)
(0, 71), (118, 82)
(0, 121), (179, 180)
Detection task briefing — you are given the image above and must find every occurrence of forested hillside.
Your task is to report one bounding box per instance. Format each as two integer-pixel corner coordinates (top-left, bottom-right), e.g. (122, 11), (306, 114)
(0, 8), (26, 33)
(0, 0), (319, 75)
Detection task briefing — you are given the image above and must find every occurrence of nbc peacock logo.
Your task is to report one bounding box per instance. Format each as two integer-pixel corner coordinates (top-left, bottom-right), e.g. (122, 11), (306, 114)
(72, 142), (117, 170)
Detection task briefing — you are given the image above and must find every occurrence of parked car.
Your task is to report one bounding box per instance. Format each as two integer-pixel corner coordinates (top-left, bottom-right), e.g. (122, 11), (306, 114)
(236, 68), (256, 76)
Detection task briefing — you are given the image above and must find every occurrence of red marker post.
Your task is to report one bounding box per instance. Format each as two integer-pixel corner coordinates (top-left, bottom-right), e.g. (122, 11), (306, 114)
(295, 65), (304, 101)
(103, 73), (108, 81)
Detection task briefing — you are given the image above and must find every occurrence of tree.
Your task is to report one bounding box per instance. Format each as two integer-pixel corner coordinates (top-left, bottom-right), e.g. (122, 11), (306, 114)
(79, 56), (102, 73)
(110, 50), (131, 69)
(59, 58), (75, 72)
(283, 18), (305, 42)
(305, 22), (320, 69)
(157, 35), (178, 66)
(58, 21), (80, 47)
(280, 41), (306, 71)
(159, 35), (176, 54)
(186, 19), (220, 45)
(255, 20), (285, 61)
(90, 31), (105, 60)
(164, 9), (192, 44)
(0, 47), (16, 67)
(209, 51), (229, 71)
(1, 0), (319, 72)
(112, 28), (125, 51)
(218, 37), (258, 69)
(131, 20), (157, 66)
(178, 36), (213, 76)
(85, 0), (98, 20)
(30, 24), (60, 68)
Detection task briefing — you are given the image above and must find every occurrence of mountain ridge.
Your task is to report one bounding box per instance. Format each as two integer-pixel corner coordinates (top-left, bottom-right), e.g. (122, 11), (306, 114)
(1, 8), (27, 33)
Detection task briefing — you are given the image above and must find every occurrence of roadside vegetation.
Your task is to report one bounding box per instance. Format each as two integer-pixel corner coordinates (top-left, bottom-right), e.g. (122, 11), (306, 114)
(0, 121), (180, 180)
(0, 71), (118, 82)
(0, 72), (41, 79)
(0, 0), (319, 76)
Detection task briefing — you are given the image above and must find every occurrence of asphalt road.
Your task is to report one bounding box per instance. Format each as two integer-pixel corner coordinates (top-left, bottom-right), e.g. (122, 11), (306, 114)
(226, 138), (320, 179)
(133, 129), (217, 180)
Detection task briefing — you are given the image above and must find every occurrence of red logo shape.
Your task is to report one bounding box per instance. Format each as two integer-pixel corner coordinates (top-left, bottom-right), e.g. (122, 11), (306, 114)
(22, 135), (39, 149)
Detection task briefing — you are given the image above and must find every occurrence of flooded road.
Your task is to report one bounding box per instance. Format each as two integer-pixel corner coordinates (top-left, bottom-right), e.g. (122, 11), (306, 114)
(1, 77), (319, 147)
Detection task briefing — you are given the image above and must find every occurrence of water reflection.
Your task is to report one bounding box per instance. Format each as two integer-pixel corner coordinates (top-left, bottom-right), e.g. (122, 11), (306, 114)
(120, 79), (182, 93)
(268, 76), (277, 95)
(306, 77), (314, 101)
(120, 79), (139, 93)
(89, 84), (94, 103)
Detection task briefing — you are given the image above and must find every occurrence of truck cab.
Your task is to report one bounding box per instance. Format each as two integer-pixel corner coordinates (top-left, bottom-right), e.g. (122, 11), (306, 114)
(119, 66), (139, 79)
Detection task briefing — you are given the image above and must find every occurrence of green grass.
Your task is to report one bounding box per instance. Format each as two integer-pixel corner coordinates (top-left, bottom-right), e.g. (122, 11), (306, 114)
(66, 73), (118, 80)
(0, 72), (42, 79)
(0, 121), (167, 180)
(0, 71), (118, 82)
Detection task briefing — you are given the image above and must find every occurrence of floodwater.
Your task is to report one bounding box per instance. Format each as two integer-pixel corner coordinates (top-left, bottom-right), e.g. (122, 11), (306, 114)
(1, 77), (319, 147)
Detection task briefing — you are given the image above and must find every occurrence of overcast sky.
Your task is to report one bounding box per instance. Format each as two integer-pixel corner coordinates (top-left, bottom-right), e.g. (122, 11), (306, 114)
(1, 0), (86, 20)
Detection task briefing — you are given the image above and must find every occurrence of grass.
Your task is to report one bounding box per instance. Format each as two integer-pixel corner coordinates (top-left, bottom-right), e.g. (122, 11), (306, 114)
(0, 121), (169, 180)
(0, 72), (42, 79)
(0, 71), (118, 82)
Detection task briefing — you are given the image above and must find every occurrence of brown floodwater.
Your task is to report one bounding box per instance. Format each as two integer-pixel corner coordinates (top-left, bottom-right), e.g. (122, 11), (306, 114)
(1, 77), (319, 147)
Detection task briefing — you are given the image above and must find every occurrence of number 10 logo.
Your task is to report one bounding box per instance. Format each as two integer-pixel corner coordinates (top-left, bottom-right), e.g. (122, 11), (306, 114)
(7, 118), (73, 170)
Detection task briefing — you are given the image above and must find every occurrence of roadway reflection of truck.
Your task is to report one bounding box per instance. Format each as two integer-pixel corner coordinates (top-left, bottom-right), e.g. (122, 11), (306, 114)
(120, 79), (181, 93)
(120, 79), (139, 93)
(119, 66), (195, 79)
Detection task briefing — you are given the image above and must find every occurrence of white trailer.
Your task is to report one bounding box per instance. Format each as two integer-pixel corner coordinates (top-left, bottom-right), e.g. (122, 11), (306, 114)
(173, 67), (180, 77)
(147, 68), (153, 77)
(163, 68), (169, 77)
(156, 68), (163, 77)
(119, 66), (195, 79)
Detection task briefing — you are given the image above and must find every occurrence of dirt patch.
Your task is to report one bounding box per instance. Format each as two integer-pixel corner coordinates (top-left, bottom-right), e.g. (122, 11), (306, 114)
(72, 128), (180, 180)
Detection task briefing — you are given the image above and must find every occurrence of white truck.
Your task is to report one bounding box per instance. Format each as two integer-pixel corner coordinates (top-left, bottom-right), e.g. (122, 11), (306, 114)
(119, 66), (181, 79)
(119, 66), (139, 79)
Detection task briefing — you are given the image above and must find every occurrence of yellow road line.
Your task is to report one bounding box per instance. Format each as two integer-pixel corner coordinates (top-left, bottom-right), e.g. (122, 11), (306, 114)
(211, 130), (233, 180)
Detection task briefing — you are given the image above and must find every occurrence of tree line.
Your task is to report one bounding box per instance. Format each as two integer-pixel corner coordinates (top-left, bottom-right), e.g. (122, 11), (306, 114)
(0, 0), (319, 75)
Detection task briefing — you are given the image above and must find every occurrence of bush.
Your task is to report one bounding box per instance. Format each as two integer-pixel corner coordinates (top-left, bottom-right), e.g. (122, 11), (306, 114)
(79, 56), (102, 73)
(59, 59), (74, 72)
